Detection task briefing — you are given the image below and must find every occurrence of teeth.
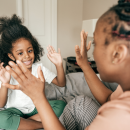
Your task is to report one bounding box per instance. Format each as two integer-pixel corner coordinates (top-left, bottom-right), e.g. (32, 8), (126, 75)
(24, 60), (31, 65)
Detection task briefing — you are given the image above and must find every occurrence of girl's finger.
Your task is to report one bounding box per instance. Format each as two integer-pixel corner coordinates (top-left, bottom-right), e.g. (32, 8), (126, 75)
(47, 53), (52, 59)
(2, 83), (20, 90)
(51, 46), (56, 53)
(47, 47), (50, 53)
(47, 47), (52, 54)
(49, 45), (53, 54)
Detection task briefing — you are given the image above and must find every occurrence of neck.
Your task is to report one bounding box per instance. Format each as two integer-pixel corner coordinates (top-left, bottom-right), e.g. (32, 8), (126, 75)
(118, 75), (130, 92)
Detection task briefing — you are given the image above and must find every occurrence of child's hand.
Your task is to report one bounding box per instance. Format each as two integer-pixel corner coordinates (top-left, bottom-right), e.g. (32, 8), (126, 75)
(47, 45), (62, 66)
(0, 62), (11, 83)
(75, 31), (91, 69)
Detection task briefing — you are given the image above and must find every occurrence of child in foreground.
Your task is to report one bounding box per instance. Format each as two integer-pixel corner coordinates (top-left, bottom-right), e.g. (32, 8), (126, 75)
(0, 14), (66, 130)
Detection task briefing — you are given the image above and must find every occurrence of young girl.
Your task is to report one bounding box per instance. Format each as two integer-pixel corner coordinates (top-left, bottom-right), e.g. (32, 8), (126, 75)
(0, 14), (66, 130)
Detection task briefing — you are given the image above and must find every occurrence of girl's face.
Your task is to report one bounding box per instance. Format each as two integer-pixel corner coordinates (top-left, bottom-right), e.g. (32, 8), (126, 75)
(8, 38), (35, 71)
(93, 21), (115, 82)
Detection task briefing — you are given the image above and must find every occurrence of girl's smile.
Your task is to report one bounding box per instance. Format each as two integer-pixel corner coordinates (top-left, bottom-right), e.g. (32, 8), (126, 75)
(8, 38), (35, 71)
(23, 60), (32, 66)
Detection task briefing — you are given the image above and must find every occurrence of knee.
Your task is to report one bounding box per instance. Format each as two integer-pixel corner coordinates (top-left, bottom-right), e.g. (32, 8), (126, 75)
(49, 100), (67, 117)
(0, 110), (10, 127)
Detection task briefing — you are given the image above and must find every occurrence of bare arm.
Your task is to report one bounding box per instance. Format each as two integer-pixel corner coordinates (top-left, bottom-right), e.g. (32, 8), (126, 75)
(47, 46), (66, 87)
(0, 63), (11, 107)
(52, 63), (66, 87)
(3, 61), (65, 130)
(75, 31), (112, 105)
(0, 84), (8, 107)
(81, 64), (112, 105)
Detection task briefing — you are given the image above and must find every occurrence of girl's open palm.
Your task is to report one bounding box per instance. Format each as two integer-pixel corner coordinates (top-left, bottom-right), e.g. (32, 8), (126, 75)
(47, 45), (62, 65)
(0, 63), (11, 83)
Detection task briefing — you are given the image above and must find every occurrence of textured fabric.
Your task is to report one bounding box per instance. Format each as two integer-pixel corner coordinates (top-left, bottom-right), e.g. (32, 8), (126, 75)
(44, 73), (118, 104)
(1, 63), (56, 114)
(88, 91), (130, 130)
(59, 95), (100, 130)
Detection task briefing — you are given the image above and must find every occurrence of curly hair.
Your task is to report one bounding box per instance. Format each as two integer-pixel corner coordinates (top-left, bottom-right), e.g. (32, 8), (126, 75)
(98, 0), (130, 45)
(0, 14), (44, 67)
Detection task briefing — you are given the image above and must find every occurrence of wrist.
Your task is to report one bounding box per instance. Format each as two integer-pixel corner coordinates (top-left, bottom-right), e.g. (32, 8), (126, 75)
(32, 94), (46, 106)
(55, 62), (63, 67)
(79, 61), (90, 70)
(1, 83), (8, 90)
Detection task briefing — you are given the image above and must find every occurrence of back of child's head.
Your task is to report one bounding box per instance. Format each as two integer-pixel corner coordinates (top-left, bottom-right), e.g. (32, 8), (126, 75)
(0, 14), (44, 67)
(97, 0), (130, 45)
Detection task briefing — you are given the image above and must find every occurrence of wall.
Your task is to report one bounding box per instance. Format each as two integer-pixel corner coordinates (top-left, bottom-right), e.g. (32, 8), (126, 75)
(0, 0), (16, 17)
(57, 0), (83, 59)
(57, 0), (118, 62)
(83, 0), (118, 20)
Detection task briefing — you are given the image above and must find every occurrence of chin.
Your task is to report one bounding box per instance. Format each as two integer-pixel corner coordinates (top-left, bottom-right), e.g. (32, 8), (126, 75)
(26, 64), (32, 69)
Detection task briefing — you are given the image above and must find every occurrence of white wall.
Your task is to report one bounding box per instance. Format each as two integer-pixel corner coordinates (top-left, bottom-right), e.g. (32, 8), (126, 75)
(83, 0), (118, 20)
(0, 0), (16, 17)
(57, 0), (83, 59)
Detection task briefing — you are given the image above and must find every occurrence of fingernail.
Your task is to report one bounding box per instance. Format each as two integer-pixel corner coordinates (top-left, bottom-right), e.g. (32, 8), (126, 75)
(9, 61), (13, 65)
(6, 66), (10, 70)
(16, 60), (20, 64)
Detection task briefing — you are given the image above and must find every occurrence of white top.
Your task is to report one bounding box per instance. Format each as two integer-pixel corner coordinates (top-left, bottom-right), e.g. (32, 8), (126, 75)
(0, 63), (56, 114)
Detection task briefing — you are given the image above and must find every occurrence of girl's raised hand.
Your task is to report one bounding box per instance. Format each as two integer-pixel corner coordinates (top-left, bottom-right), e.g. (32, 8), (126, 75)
(75, 30), (91, 69)
(47, 45), (62, 66)
(0, 62), (11, 83)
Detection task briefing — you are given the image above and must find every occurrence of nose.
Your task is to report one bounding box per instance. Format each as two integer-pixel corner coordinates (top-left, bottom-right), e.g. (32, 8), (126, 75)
(25, 53), (30, 59)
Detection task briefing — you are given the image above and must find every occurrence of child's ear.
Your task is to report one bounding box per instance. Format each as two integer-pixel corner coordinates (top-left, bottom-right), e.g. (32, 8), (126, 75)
(8, 53), (15, 61)
(112, 44), (128, 64)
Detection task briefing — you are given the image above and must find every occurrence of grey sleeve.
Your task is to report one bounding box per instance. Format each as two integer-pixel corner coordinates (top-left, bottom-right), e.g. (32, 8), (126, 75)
(101, 81), (118, 92)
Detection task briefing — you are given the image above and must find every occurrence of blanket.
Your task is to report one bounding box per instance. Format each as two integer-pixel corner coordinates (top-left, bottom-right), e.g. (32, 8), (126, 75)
(45, 72), (118, 104)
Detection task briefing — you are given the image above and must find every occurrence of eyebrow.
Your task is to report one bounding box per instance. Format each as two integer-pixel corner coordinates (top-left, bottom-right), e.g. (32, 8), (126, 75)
(16, 47), (33, 52)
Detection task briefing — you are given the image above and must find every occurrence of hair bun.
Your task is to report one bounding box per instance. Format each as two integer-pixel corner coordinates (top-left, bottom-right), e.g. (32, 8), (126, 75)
(125, 8), (130, 13)
(118, 0), (130, 5)
(0, 14), (22, 35)
(118, 0), (125, 4)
